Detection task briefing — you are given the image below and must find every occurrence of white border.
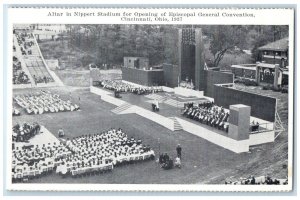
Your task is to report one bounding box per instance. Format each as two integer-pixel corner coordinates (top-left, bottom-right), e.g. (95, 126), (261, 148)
(4, 6), (294, 192)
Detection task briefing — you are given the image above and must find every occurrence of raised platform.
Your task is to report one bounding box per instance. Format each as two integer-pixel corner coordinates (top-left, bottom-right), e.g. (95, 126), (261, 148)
(174, 87), (204, 98)
(90, 86), (275, 153)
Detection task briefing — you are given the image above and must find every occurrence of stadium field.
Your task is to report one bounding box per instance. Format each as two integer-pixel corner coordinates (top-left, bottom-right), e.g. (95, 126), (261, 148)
(12, 86), (288, 184)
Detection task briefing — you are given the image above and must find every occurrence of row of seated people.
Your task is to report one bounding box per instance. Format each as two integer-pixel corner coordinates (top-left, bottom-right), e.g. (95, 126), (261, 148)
(33, 74), (53, 84)
(182, 103), (230, 132)
(12, 122), (41, 142)
(14, 90), (80, 115)
(12, 142), (72, 182)
(11, 128), (155, 182)
(13, 57), (30, 84)
(99, 80), (163, 95)
(183, 101), (214, 110)
(12, 107), (21, 116)
(225, 175), (288, 185)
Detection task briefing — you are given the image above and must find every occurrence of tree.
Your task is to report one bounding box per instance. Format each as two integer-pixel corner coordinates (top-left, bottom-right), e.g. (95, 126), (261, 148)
(208, 25), (247, 68)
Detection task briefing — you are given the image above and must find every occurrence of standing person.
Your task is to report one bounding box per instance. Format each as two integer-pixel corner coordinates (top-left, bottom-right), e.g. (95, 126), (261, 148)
(58, 128), (65, 138)
(176, 144), (182, 159)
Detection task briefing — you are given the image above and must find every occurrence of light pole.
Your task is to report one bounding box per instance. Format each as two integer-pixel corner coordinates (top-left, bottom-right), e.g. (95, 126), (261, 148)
(158, 137), (160, 155)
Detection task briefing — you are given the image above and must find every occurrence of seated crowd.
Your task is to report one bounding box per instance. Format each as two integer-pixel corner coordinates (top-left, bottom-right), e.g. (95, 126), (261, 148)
(182, 101), (230, 132)
(12, 141), (72, 182)
(225, 175), (288, 185)
(12, 128), (155, 182)
(12, 122), (41, 142)
(13, 56), (30, 84)
(99, 80), (163, 95)
(14, 90), (80, 115)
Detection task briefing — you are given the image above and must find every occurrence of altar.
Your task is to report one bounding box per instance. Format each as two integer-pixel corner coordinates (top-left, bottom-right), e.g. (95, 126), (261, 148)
(174, 87), (204, 98)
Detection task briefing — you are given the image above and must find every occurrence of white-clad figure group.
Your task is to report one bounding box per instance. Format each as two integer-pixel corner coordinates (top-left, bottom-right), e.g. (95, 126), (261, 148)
(14, 90), (80, 115)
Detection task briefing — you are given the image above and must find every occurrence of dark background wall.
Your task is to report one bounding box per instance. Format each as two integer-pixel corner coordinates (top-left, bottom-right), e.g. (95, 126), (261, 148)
(214, 84), (277, 122)
(180, 44), (195, 83)
(203, 70), (234, 98)
(163, 63), (179, 88)
(122, 67), (164, 86)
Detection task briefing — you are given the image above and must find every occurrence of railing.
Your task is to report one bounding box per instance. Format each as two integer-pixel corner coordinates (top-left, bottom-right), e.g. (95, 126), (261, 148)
(249, 122), (274, 134)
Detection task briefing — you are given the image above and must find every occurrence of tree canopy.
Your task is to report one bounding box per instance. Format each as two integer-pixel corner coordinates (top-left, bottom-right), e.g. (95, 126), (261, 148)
(62, 24), (288, 68)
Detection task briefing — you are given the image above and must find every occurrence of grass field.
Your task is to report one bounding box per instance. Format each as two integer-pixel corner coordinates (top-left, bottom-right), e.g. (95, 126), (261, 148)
(12, 85), (289, 184)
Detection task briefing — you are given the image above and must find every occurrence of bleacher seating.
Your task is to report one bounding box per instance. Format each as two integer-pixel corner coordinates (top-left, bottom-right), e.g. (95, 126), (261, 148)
(14, 29), (54, 84)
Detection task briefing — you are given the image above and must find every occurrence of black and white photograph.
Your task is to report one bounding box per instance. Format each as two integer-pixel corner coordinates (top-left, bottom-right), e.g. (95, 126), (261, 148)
(3, 7), (295, 192)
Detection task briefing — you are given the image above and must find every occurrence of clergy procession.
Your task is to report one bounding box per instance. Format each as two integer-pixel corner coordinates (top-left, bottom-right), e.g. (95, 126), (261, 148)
(13, 90), (80, 115)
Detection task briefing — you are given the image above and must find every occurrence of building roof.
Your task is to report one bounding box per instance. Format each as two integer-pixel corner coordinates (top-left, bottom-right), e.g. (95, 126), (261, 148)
(231, 64), (256, 70)
(258, 37), (289, 51)
(257, 63), (276, 69)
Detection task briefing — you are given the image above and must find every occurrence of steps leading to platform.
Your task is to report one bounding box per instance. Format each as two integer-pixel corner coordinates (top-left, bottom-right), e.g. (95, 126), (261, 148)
(164, 99), (184, 108)
(145, 93), (167, 102)
(111, 103), (132, 114)
(169, 117), (183, 131)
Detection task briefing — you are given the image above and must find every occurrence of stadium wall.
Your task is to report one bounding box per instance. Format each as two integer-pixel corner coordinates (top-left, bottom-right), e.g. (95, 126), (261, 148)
(163, 63), (179, 88)
(121, 67), (165, 86)
(203, 70), (234, 98)
(214, 84), (277, 122)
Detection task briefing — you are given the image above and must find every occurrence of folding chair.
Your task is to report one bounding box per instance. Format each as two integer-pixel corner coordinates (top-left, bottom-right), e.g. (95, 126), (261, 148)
(41, 166), (48, 175)
(138, 156), (143, 162)
(12, 173), (16, 183)
(16, 172), (23, 182)
(71, 169), (78, 178)
(129, 156), (135, 164)
(34, 168), (41, 178)
(28, 169), (35, 179)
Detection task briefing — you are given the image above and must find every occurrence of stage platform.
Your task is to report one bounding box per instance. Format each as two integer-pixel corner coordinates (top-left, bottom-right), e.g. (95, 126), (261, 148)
(90, 86), (275, 153)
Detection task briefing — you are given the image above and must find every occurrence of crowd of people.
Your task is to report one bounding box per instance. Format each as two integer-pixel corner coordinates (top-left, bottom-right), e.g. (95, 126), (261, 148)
(99, 80), (163, 95)
(12, 122), (41, 142)
(225, 175), (288, 185)
(14, 31), (34, 56)
(182, 101), (230, 132)
(12, 141), (72, 182)
(13, 56), (30, 85)
(12, 128), (155, 182)
(13, 90), (80, 115)
(14, 29), (54, 85)
(33, 74), (53, 84)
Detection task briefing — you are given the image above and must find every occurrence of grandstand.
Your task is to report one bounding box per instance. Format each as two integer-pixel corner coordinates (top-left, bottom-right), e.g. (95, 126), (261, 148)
(13, 28), (63, 88)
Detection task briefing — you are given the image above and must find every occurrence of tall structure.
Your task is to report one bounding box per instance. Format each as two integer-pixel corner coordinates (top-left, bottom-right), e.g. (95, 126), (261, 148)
(178, 28), (205, 90)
